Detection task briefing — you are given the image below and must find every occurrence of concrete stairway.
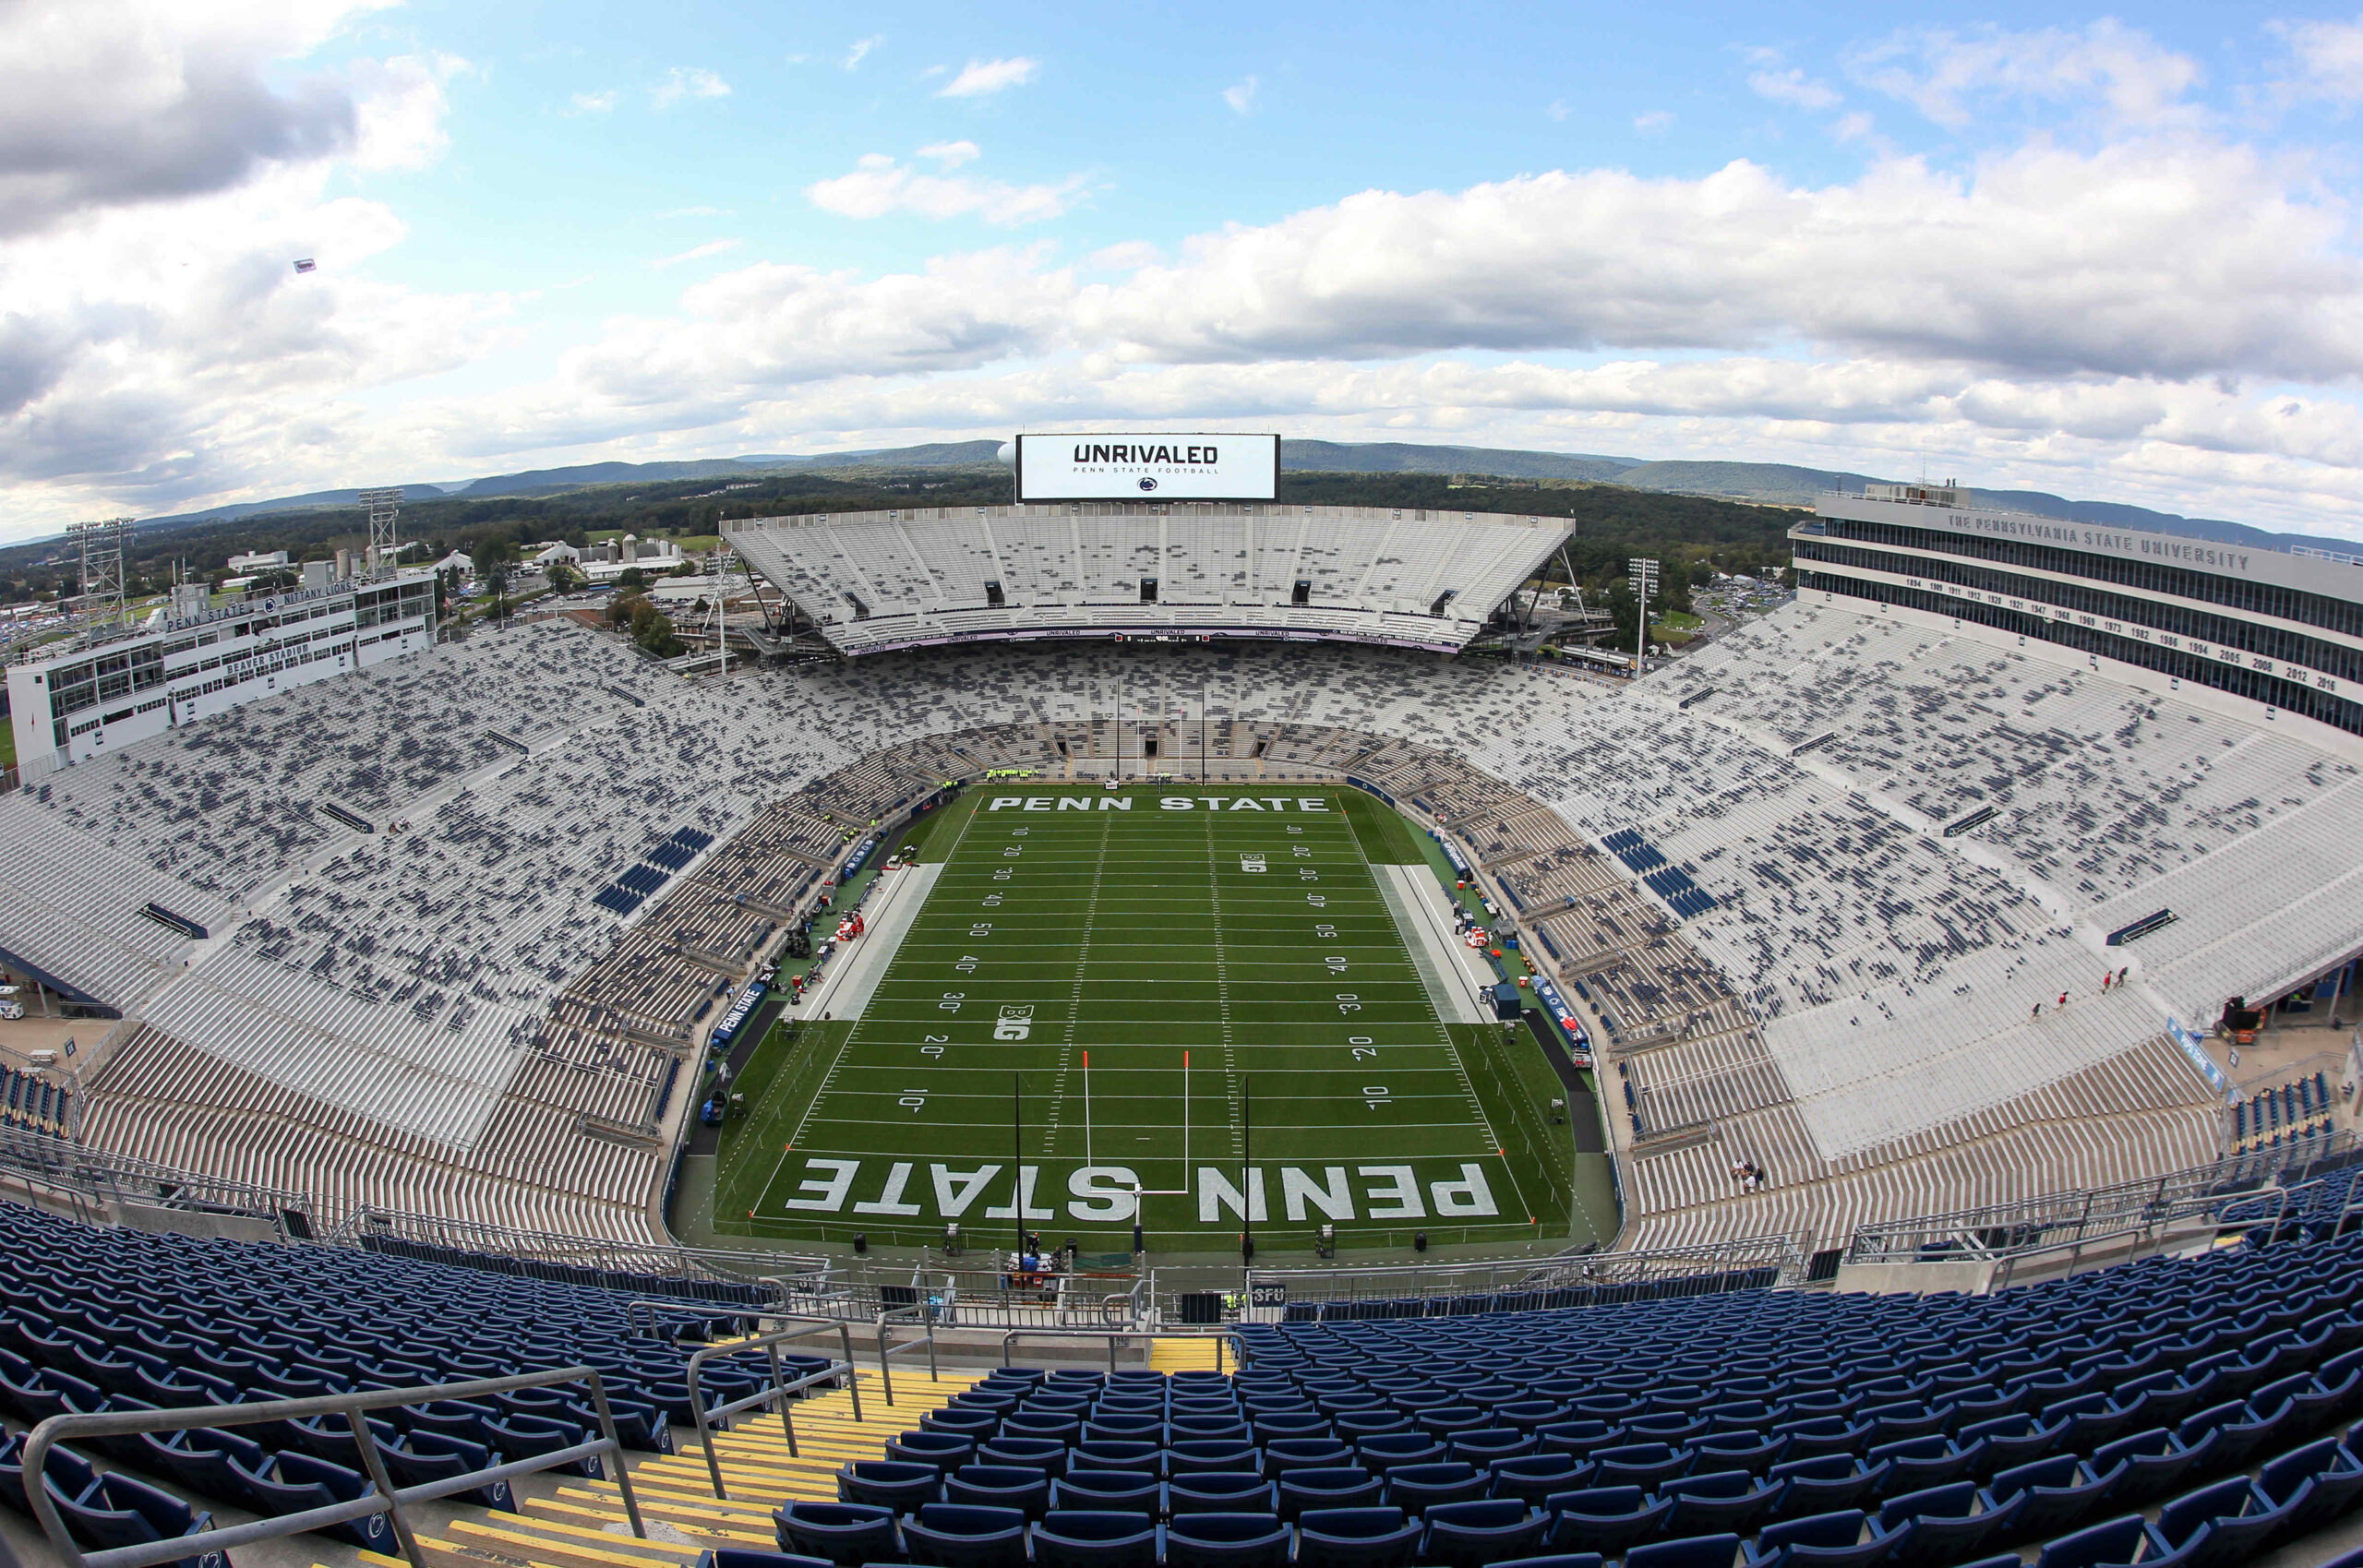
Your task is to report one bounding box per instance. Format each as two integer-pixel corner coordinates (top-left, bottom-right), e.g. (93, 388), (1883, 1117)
(397, 1366), (986, 1568)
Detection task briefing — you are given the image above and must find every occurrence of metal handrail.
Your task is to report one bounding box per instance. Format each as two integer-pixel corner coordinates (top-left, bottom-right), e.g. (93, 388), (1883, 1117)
(1001, 1326), (1237, 1374)
(626, 1297), (762, 1338)
(684, 1317), (861, 1497)
(875, 1304), (940, 1405)
(335, 1203), (820, 1294)
(21, 1366), (642, 1568)
(0, 1122), (308, 1235)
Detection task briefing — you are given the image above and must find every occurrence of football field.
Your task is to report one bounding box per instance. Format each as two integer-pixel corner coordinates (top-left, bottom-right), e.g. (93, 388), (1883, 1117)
(717, 784), (1574, 1253)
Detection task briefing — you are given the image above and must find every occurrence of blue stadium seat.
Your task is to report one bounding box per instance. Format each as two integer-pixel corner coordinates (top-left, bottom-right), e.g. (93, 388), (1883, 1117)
(1542, 1485), (1674, 1557)
(1739, 1508), (1896, 1567)
(230, 1450), (398, 1552)
(1625, 1534), (1744, 1568)
(978, 1435), (1069, 1477)
(943, 1464), (1051, 1520)
(1420, 1497), (1547, 1568)
(1168, 1471), (1276, 1515)
(1054, 1470), (1164, 1515)
(773, 1500), (900, 1565)
(1769, 1455), (1887, 1519)
(838, 1458), (942, 1512)
(2084, 1426), (2201, 1508)
(2256, 1435), (2363, 1544)
(1277, 1466), (1383, 1520)
(1294, 1506), (1423, 1568)
(380, 1429), (517, 1511)
(1163, 1511), (1292, 1568)
(1381, 1460), (1486, 1512)
(1031, 1510), (1159, 1568)
(1984, 1453), (2121, 1544)
(1167, 1439), (1261, 1475)
(1488, 1453), (1593, 1506)
(901, 1502), (1029, 1568)
(1661, 1466), (1785, 1537)
(889, 1431), (977, 1476)
(1875, 1480), (2020, 1568)
(1355, 1433), (1448, 1475)
(48, 1470), (226, 1568)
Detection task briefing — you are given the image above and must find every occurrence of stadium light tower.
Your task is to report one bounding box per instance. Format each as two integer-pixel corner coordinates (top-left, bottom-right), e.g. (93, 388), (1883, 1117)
(703, 540), (733, 677)
(68, 518), (133, 627)
(357, 487), (403, 576)
(1628, 557), (1661, 676)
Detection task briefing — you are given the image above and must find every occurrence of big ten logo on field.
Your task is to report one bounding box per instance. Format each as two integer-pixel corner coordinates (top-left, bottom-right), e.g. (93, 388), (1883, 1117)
(995, 1005), (1034, 1040)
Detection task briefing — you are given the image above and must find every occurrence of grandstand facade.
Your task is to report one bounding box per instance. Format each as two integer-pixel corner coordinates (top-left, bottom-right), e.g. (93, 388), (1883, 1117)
(6, 569), (438, 776)
(726, 503), (1570, 655)
(1793, 485), (2363, 736)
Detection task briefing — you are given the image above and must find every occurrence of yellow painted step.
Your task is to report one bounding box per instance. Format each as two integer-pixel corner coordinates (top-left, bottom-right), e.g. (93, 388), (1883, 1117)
(413, 1532), (537, 1568)
(560, 1484), (778, 1526)
(523, 1496), (772, 1546)
(1149, 1337), (1224, 1372)
(448, 1515), (700, 1568)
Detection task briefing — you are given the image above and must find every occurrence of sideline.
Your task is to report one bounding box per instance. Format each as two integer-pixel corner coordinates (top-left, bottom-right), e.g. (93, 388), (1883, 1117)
(795, 862), (943, 1022)
(1378, 863), (1498, 1023)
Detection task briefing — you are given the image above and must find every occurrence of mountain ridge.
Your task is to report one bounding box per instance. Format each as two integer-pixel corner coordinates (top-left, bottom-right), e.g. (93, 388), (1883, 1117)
(125, 440), (2353, 557)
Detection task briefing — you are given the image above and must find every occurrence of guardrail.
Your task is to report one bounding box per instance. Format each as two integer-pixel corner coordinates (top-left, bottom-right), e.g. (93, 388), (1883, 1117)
(1238, 1231), (1805, 1313)
(21, 1366), (643, 1568)
(1001, 1327), (1238, 1374)
(876, 1304), (940, 1403)
(0, 1122), (308, 1237)
(333, 1203), (825, 1300)
(684, 1317), (862, 1497)
(1846, 1134), (2361, 1267)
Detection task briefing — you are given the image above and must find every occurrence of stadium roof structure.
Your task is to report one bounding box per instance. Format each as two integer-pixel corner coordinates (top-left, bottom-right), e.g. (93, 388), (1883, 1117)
(726, 501), (1569, 655)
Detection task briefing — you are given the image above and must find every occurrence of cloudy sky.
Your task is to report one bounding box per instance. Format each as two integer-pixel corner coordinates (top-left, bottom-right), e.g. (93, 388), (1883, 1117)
(15, 2), (2363, 543)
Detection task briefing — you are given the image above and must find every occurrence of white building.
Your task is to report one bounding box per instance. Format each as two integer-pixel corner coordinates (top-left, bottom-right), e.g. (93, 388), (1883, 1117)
(533, 542), (581, 568)
(7, 571), (439, 775)
(435, 550), (476, 579)
(227, 549), (291, 573)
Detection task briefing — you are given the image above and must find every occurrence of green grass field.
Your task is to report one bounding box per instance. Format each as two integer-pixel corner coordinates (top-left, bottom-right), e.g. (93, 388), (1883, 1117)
(714, 784), (1577, 1254)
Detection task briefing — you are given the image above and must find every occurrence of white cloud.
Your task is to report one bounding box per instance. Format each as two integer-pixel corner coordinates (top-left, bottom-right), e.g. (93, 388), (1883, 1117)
(1065, 144), (2363, 384)
(1089, 240), (1162, 270)
(806, 151), (1087, 226)
(653, 67), (730, 109)
(0, 0), (382, 238)
(568, 90), (618, 114)
(845, 36), (883, 70)
(938, 57), (1039, 98)
(351, 54), (471, 171)
(1749, 68), (1841, 110)
(918, 140), (981, 169)
(1223, 77), (1259, 115)
(2273, 16), (2363, 102)
(1634, 109), (1673, 134)
(1546, 100), (1570, 122)
(650, 239), (742, 269)
(1848, 20), (2201, 130)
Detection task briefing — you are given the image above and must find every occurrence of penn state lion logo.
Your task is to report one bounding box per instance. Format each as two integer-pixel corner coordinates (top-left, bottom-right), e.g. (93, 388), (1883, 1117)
(995, 1004), (1035, 1041)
